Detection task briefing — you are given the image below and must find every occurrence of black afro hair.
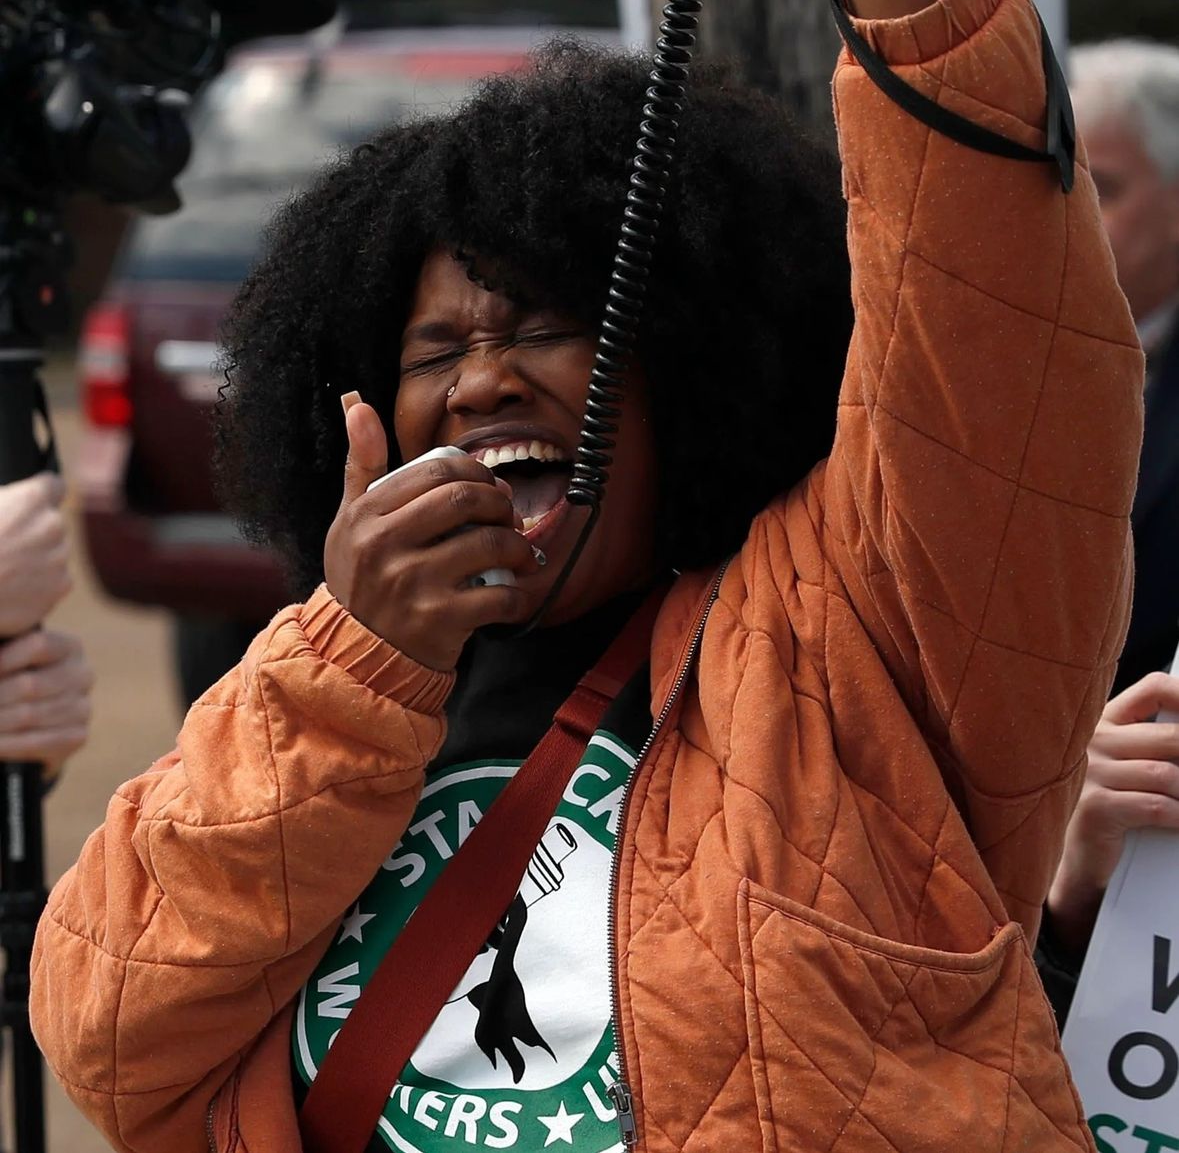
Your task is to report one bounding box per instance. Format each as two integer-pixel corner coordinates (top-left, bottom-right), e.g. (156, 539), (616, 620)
(216, 39), (853, 599)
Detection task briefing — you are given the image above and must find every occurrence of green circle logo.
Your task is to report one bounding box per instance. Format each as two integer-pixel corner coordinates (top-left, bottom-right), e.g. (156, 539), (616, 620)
(295, 734), (637, 1151)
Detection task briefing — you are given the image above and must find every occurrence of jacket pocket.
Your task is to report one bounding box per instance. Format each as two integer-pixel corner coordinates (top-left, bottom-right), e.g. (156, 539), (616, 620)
(737, 878), (1091, 1153)
(208, 1068), (244, 1153)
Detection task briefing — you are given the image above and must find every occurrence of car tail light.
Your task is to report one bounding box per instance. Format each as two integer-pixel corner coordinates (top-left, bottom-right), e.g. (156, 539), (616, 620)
(81, 303), (133, 427)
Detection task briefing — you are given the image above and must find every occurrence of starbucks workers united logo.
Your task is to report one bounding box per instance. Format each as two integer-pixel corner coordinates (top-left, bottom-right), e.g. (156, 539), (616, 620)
(294, 733), (637, 1152)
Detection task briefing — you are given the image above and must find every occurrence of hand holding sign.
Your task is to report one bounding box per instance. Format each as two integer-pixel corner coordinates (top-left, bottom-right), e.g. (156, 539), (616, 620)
(1048, 672), (1179, 956)
(1061, 647), (1179, 1151)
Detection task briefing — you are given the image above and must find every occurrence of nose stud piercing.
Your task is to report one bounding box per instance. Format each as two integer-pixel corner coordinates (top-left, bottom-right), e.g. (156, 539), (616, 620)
(446, 385), (457, 398)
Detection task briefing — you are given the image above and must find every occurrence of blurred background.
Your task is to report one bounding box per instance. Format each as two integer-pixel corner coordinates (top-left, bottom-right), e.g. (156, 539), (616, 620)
(22, 0), (1179, 1147)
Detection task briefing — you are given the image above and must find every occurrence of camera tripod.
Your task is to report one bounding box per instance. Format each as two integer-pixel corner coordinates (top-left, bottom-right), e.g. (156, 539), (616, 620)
(0, 195), (68, 1153)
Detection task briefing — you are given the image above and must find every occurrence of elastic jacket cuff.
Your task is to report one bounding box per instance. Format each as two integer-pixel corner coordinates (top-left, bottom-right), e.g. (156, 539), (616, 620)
(299, 584), (455, 714)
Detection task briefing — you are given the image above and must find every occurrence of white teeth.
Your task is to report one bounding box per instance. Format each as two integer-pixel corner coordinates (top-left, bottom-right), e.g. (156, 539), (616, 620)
(474, 446), (509, 468)
(522, 514), (541, 531)
(473, 441), (568, 470)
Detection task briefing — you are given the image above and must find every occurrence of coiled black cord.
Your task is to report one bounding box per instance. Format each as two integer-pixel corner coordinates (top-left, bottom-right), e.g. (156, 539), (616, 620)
(568, 0), (702, 508)
(523, 0), (702, 627)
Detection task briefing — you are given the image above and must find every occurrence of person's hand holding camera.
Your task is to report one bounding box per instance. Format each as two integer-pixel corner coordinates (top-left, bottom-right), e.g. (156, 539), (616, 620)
(0, 473), (92, 775)
(0, 629), (92, 777)
(0, 473), (72, 636)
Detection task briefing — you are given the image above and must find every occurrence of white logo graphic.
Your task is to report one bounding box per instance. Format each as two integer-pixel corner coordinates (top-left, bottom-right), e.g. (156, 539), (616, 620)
(413, 820), (613, 1092)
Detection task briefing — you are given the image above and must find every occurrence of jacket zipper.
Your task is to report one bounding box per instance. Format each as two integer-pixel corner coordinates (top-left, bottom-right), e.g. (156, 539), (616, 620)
(606, 562), (728, 1149)
(207, 1068), (241, 1153)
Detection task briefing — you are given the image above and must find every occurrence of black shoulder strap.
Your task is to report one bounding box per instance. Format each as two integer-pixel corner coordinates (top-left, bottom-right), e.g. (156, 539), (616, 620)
(829, 0), (1075, 193)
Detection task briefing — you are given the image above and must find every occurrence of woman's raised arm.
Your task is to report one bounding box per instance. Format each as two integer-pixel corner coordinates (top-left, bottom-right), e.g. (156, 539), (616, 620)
(818, 0), (1144, 935)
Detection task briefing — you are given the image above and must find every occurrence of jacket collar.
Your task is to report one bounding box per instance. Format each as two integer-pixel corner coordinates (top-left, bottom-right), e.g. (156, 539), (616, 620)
(649, 565), (727, 710)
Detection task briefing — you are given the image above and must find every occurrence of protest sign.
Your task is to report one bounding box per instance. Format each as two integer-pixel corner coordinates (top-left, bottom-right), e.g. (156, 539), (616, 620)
(1063, 830), (1179, 1151)
(1062, 642), (1179, 1152)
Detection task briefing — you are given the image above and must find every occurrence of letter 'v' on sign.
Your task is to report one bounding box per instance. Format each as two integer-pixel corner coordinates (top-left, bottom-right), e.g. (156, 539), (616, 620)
(1154, 937), (1179, 1016)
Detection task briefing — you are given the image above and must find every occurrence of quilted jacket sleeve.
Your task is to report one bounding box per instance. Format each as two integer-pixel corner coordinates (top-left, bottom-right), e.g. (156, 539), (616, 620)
(29, 586), (451, 1153)
(822, 0), (1143, 931)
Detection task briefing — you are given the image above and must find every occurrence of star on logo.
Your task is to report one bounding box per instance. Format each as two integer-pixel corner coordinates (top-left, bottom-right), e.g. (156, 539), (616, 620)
(537, 1101), (585, 1146)
(337, 903), (376, 945)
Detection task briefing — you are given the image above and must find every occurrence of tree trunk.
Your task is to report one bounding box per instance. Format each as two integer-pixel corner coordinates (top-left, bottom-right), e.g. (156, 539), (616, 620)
(648, 0), (843, 147)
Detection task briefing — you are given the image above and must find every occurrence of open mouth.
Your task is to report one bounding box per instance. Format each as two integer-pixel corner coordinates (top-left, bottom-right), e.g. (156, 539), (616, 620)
(472, 440), (573, 534)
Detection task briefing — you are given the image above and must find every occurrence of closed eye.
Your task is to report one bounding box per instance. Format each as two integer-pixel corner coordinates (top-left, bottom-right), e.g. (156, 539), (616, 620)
(515, 328), (583, 347)
(400, 329), (582, 375)
(400, 348), (463, 375)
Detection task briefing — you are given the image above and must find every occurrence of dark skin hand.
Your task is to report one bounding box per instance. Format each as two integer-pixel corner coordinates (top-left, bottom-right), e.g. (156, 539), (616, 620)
(324, 395), (541, 672)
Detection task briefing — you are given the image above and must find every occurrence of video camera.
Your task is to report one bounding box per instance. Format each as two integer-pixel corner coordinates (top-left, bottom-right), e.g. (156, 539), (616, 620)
(0, 0), (339, 350)
(0, 5), (336, 1151)
(0, 0), (339, 213)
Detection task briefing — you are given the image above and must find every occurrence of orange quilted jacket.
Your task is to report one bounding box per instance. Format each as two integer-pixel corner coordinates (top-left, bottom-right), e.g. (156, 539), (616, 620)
(31, 0), (1144, 1150)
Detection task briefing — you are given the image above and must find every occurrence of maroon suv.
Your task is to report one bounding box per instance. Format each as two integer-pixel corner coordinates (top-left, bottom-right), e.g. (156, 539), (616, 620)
(77, 26), (614, 706)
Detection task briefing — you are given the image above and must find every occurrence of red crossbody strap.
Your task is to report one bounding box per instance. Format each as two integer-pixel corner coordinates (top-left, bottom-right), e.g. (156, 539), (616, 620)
(299, 585), (667, 1153)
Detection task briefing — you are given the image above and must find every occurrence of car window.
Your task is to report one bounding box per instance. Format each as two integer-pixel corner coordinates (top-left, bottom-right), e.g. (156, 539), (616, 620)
(183, 64), (469, 187)
(119, 61), (472, 281)
(117, 189), (291, 282)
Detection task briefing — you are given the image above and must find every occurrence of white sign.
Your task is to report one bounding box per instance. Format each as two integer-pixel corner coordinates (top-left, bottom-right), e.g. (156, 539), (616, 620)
(1062, 641), (1179, 1151)
(1063, 831), (1179, 1151)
